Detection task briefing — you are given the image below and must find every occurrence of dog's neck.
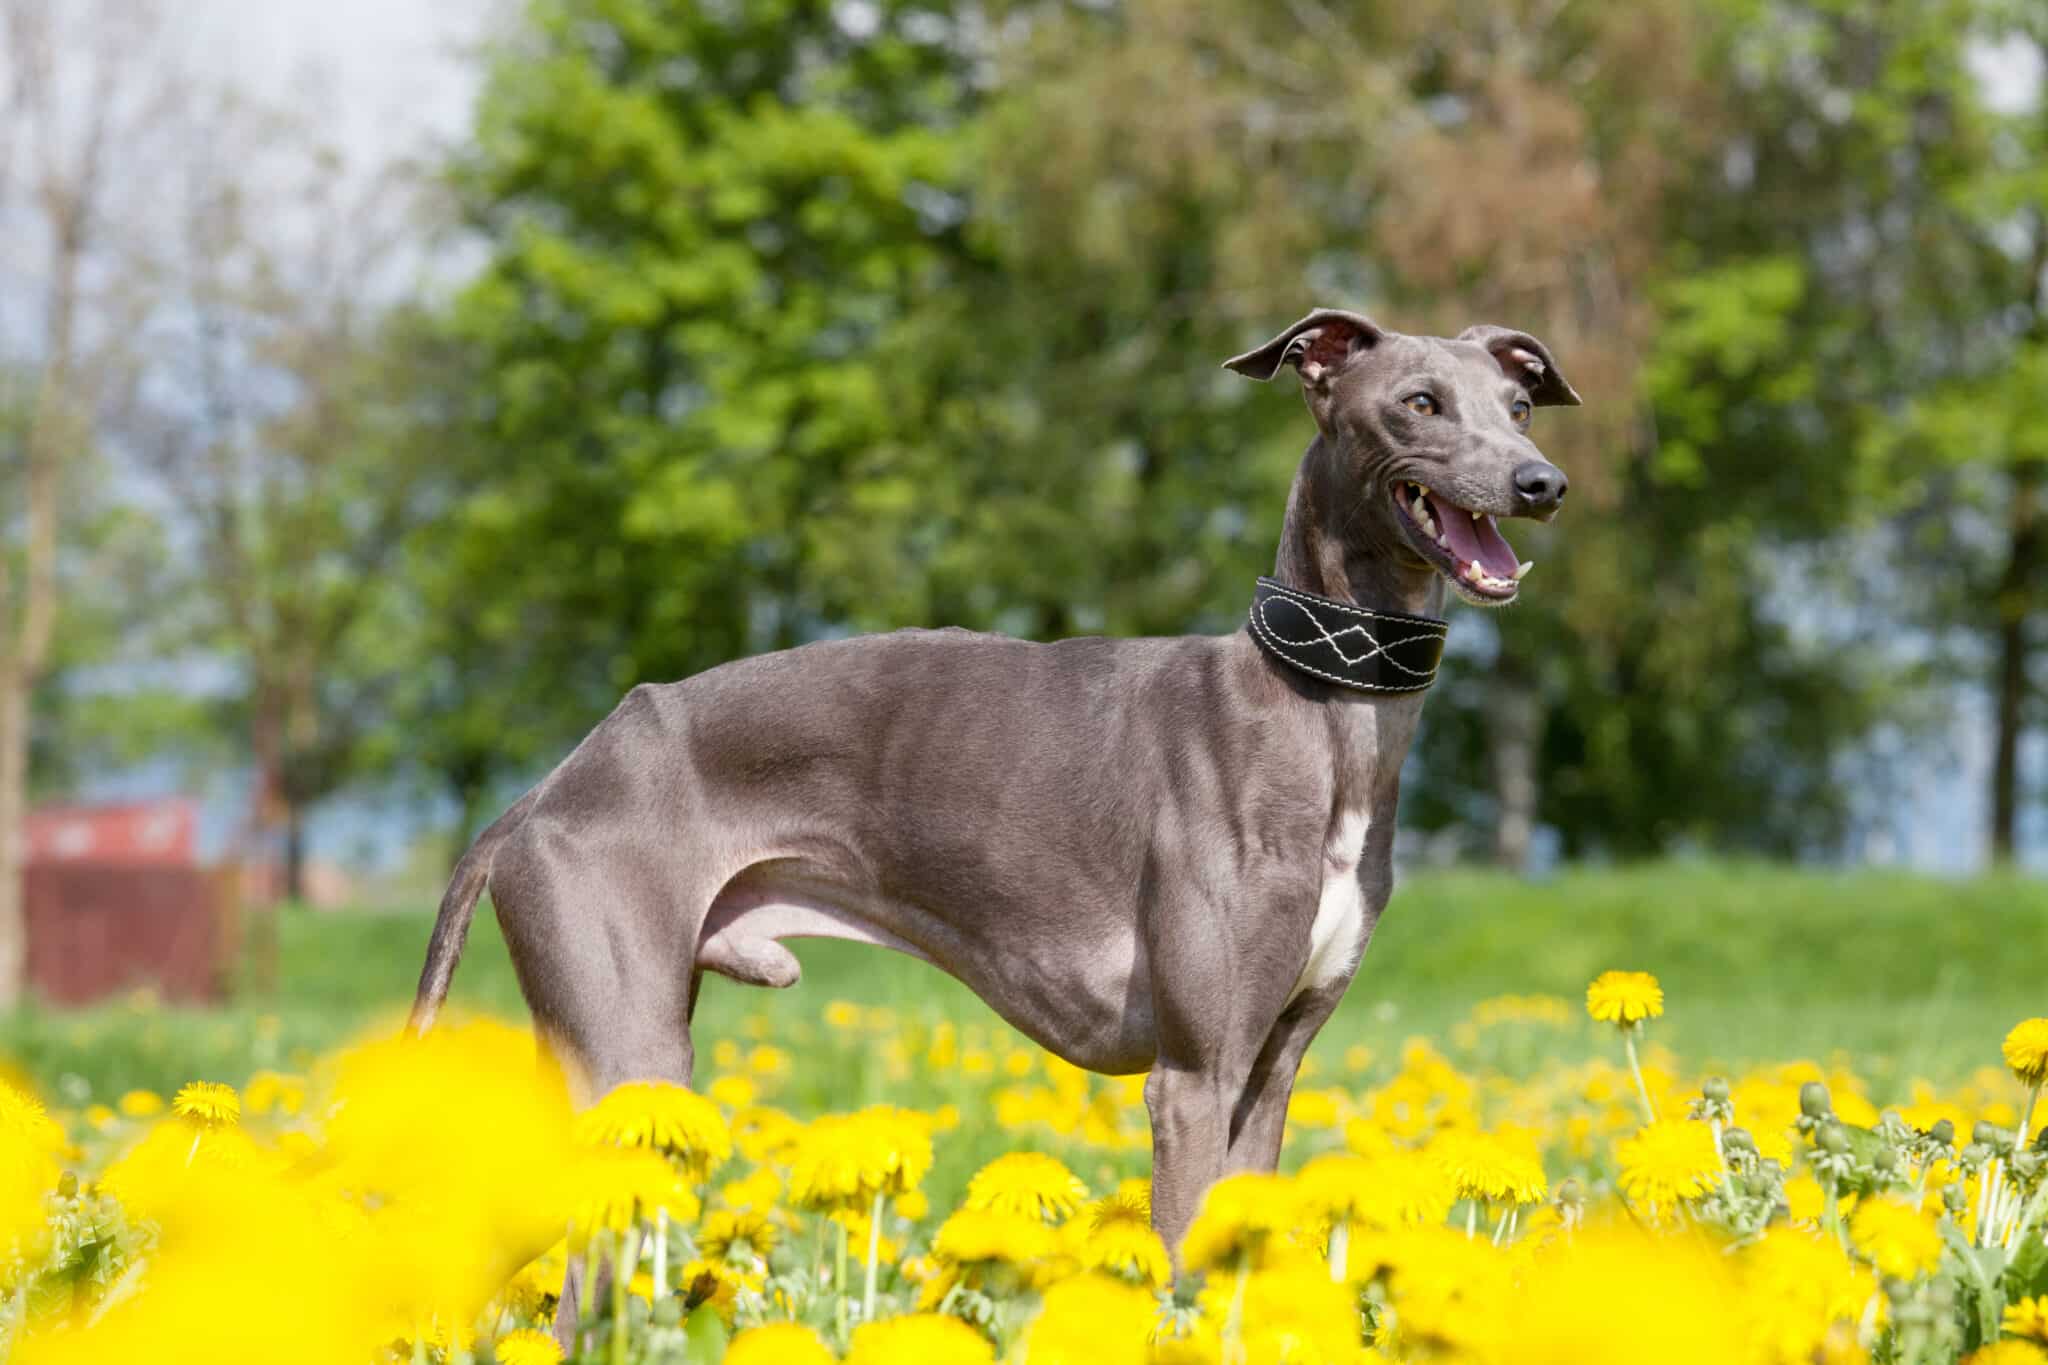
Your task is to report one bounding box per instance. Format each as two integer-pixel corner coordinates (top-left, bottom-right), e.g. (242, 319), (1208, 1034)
(1271, 436), (1445, 620)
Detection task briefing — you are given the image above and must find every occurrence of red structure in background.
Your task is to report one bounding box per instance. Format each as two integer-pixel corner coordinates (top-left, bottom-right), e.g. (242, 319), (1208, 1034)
(21, 800), (236, 1004)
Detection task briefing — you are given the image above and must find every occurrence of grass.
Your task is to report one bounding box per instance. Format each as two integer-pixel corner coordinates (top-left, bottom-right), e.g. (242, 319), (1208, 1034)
(4, 859), (2041, 1111)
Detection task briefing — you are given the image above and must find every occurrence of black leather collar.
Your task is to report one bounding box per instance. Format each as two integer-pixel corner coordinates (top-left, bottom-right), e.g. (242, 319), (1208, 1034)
(1245, 576), (1447, 694)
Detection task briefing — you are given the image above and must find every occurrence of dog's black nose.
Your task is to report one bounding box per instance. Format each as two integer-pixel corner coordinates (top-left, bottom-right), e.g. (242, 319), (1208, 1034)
(1513, 460), (1568, 509)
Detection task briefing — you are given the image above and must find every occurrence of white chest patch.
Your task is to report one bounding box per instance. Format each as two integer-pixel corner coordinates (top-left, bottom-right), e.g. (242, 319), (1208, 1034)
(1290, 810), (1371, 1005)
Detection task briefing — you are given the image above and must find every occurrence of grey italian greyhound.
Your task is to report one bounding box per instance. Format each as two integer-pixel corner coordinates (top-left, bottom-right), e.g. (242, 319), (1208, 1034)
(409, 308), (1577, 1275)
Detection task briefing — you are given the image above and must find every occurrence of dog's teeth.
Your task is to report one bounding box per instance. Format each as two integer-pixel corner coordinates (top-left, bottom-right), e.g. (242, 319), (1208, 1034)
(1513, 560), (1533, 581)
(1462, 562), (1482, 582)
(1436, 531), (1449, 547)
(1472, 509), (1483, 521)
(1416, 484), (1429, 498)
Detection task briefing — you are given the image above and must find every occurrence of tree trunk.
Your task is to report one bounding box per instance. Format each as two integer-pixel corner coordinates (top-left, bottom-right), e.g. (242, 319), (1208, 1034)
(1991, 464), (2042, 865)
(0, 671), (30, 1009)
(0, 233), (79, 1010)
(283, 801), (307, 905)
(1489, 664), (1543, 872)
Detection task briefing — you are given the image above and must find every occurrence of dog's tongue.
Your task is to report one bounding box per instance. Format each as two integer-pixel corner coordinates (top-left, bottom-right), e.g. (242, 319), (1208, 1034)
(1437, 499), (1522, 578)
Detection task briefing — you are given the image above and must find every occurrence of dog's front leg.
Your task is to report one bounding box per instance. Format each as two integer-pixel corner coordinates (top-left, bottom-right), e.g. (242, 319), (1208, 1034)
(1144, 1061), (1234, 1264)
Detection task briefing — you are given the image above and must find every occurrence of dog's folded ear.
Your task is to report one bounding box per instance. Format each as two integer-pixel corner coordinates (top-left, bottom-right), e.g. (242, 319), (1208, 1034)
(1223, 309), (1385, 386)
(1458, 324), (1582, 407)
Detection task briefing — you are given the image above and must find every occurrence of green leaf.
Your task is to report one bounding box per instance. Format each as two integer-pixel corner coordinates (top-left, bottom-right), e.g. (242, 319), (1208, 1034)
(681, 1304), (729, 1364)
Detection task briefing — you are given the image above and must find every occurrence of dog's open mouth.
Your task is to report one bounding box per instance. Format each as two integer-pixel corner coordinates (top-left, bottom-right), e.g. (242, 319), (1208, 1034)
(1393, 482), (1530, 605)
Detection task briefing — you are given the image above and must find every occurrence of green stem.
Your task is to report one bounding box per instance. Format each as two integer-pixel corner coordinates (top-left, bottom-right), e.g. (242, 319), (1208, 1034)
(652, 1206), (669, 1307)
(1224, 1258), (1249, 1365)
(580, 1229), (605, 1356)
(863, 1189), (885, 1323)
(1327, 1219), (1349, 1283)
(835, 1214), (850, 1343)
(1623, 1027), (1657, 1124)
(611, 1225), (639, 1365)
(1822, 1179), (1845, 1252)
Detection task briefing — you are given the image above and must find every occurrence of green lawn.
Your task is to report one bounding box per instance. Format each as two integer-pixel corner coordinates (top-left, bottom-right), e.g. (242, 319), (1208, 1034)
(4, 860), (2040, 1109)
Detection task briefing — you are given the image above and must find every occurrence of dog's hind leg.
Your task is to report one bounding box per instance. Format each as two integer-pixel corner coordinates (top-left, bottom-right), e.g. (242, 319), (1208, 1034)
(489, 829), (711, 1350)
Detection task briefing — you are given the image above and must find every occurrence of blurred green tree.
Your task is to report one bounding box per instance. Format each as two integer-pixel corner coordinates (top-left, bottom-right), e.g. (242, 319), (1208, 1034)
(420, 0), (985, 828)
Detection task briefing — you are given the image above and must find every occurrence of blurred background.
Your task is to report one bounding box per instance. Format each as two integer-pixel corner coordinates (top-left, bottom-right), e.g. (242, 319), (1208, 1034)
(0, 0), (2044, 1098)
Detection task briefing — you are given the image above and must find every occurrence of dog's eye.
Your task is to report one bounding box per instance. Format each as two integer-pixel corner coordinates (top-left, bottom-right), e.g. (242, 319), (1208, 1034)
(1402, 393), (1439, 416)
(1510, 398), (1532, 423)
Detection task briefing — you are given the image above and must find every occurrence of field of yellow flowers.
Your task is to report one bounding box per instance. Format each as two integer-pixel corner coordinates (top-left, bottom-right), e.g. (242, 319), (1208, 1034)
(1, 964), (2047, 1364)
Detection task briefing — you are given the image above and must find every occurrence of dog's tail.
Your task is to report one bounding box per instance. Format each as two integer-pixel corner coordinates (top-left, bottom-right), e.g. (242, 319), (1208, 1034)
(408, 788), (538, 1035)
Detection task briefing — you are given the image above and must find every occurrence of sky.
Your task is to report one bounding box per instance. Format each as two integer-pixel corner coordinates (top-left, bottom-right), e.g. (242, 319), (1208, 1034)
(181, 0), (495, 158)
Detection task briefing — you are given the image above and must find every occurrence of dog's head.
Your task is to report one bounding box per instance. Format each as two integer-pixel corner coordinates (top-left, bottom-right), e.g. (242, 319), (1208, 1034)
(1225, 309), (1578, 607)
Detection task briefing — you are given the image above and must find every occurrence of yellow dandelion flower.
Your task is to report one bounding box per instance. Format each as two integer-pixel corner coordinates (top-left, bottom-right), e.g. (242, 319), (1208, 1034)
(1585, 970), (1664, 1026)
(1849, 1200), (1942, 1280)
(1968, 1345), (2048, 1365)
(678, 1257), (762, 1320)
(698, 1207), (779, 1263)
(171, 1081), (240, 1129)
(574, 1081), (731, 1177)
(1178, 1171), (1299, 1273)
(787, 1107), (933, 1210)
(1615, 1121), (1723, 1206)
(728, 1322), (835, 1365)
(1739, 1227), (1878, 1364)
(932, 1206), (1057, 1266)
(708, 1075), (755, 1109)
(117, 1089), (163, 1118)
(1429, 1127), (1548, 1205)
(964, 1151), (1089, 1223)
(573, 1146), (700, 1234)
(1080, 1190), (1171, 1287)
(493, 1328), (564, 1365)
(720, 1165), (783, 1212)
(845, 1312), (995, 1365)
(1297, 1150), (1457, 1231)
(2006, 1297), (2048, 1343)
(2004, 1020), (2048, 1088)
(731, 1106), (803, 1165)
(1782, 1172), (1858, 1227)
(1194, 1263), (1365, 1362)
(1023, 1272), (1159, 1365)
(894, 1188), (930, 1220)
(0, 1081), (66, 1158)
(243, 1070), (306, 1118)
(1286, 1088), (1345, 1129)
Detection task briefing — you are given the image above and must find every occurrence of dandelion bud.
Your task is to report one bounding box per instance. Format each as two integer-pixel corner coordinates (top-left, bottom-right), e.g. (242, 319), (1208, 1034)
(1928, 1119), (1954, 1146)
(1742, 1169), (1774, 1199)
(1799, 1082), (1831, 1120)
(1702, 1077), (1730, 1104)
(1722, 1127), (1756, 1156)
(56, 1171), (76, 1199)
(2015, 1150), (2043, 1180)
(1554, 1176), (1583, 1208)
(1943, 1184), (1968, 1215)
(1881, 1277), (1913, 1303)
(1973, 1120), (2002, 1149)
(652, 1296), (683, 1328)
(1872, 1146), (1898, 1173)
(1817, 1122), (1850, 1155)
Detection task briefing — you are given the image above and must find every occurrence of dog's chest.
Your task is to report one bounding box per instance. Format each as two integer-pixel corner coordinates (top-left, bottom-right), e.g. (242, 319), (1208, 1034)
(1289, 808), (1372, 1004)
